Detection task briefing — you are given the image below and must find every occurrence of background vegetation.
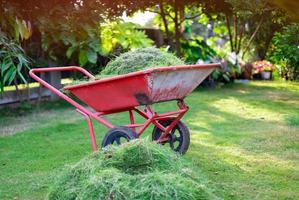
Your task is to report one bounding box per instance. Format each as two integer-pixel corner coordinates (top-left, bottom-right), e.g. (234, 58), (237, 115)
(0, 0), (298, 92)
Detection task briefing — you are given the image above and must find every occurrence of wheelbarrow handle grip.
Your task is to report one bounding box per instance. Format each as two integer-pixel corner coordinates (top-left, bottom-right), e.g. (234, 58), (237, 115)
(29, 66), (94, 113)
(29, 66), (95, 79)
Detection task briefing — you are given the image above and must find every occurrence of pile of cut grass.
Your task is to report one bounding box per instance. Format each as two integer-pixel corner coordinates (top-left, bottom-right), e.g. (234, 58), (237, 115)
(47, 140), (214, 200)
(101, 47), (184, 75)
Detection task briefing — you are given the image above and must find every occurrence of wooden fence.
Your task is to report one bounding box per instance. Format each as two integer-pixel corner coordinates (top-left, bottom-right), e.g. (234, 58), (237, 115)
(0, 71), (62, 106)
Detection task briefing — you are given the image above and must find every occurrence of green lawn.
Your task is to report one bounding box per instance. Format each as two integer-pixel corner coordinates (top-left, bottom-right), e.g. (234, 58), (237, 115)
(0, 81), (298, 199)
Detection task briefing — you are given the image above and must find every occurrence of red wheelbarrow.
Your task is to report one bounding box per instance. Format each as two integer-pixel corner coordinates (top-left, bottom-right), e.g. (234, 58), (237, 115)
(29, 64), (219, 154)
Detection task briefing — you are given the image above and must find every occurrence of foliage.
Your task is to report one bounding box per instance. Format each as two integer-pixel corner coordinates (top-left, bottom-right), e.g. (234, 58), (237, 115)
(101, 21), (153, 55)
(0, 0), (127, 22)
(47, 140), (213, 200)
(211, 61), (238, 83)
(1, 0), (291, 66)
(1, 0), (151, 69)
(38, 18), (154, 70)
(102, 47), (184, 75)
(202, 0), (288, 62)
(252, 60), (275, 74)
(0, 8), (32, 42)
(0, 32), (30, 92)
(181, 37), (217, 63)
(269, 23), (299, 80)
(119, 0), (203, 56)
(252, 9), (287, 60)
(37, 10), (101, 67)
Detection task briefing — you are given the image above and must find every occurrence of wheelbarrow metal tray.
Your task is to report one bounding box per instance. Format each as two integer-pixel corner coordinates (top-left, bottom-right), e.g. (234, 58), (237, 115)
(64, 64), (219, 112)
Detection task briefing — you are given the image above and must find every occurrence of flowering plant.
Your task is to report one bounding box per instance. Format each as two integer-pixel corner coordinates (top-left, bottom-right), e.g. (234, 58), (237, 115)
(252, 60), (275, 74)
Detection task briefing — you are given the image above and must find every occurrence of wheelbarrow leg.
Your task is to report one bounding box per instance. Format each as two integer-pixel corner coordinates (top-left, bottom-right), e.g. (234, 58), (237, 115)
(156, 100), (189, 142)
(77, 109), (97, 152)
(129, 110), (135, 131)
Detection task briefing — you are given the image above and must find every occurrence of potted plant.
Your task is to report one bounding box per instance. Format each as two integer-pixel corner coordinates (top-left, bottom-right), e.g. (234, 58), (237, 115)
(252, 60), (275, 80)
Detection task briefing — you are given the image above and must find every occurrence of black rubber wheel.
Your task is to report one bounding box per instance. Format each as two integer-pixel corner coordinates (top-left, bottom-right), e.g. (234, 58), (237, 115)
(101, 126), (138, 148)
(152, 120), (190, 154)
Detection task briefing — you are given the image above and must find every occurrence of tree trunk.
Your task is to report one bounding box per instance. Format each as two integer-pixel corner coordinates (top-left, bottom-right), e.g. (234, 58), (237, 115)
(234, 14), (238, 52)
(159, 0), (172, 48)
(236, 23), (245, 55)
(225, 14), (234, 52)
(257, 30), (275, 60)
(174, 0), (181, 57)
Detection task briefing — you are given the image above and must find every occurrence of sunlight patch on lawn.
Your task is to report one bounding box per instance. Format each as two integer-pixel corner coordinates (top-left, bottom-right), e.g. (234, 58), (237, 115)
(0, 108), (81, 136)
(249, 81), (299, 93)
(191, 137), (298, 173)
(188, 110), (227, 130)
(212, 97), (285, 122)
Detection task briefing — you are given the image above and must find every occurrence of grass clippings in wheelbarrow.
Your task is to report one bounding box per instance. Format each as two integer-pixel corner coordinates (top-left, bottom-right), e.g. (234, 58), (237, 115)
(101, 47), (185, 75)
(47, 140), (215, 200)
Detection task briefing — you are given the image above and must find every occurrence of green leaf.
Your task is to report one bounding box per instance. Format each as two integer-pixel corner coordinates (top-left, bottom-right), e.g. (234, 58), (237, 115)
(8, 69), (17, 85)
(223, 74), (230, 82)
(17, 63), (23, 72)
(3, 67), (16, 85)
(66, 45), (77, 59)
(1, 62), (11, 74)
(17, 70), (27, 84)
(79, 50), (88, 66)
(3, 67), (13, 83)
(14, 18), (21, 40)
(87, 50), (97, 64)
(0, 81), (4, 93)
(88, 41), (101, 52)
(49, 51), (57, 61)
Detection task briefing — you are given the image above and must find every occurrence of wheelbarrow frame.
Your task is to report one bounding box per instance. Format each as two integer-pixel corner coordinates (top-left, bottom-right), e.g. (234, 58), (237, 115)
(29, 65), (218, 152)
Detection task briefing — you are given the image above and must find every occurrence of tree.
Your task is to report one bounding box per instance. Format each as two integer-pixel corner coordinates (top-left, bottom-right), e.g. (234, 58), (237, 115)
(0, 0), (149, 67)
(201, 0), (289, 63)
(144, 0), (201, 57)
(252, 8), (287, 60)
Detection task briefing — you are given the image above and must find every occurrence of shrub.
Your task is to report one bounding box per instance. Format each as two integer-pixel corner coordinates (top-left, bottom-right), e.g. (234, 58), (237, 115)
(269, 23), (299, 80)
(0, 32), (30, 92)
(101, 21), (154, 55)
(47, 140), (214, 200)
(101, 47), (184, 75)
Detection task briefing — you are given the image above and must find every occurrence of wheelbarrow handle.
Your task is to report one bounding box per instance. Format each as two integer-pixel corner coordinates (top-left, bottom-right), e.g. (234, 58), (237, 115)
(29, 66), (95, 79)
(29, 66), (94, 113)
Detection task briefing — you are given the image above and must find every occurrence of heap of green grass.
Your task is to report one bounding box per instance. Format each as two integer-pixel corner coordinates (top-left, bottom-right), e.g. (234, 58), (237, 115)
(47, 140), (213, 200)
(101, 47), (185, 75)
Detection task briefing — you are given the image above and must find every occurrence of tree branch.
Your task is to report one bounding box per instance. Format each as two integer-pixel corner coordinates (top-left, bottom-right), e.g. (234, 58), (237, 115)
(159, 0), (173, 47)
(242, 15), (264, 59)
(145, 8), (175, 20)
(236, 23), (245, 54)
(145, 9), (161, 15)
(179, 13), (201, 24)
